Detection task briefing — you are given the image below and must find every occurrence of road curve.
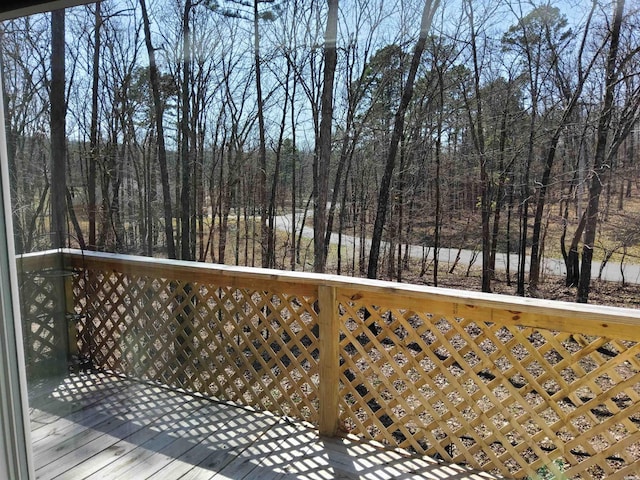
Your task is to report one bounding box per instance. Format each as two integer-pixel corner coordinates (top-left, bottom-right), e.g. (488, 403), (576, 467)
(274, 212), (640, 285)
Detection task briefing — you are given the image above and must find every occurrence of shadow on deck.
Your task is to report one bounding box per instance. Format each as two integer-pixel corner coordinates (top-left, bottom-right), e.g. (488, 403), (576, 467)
(28, 372), (499, 480)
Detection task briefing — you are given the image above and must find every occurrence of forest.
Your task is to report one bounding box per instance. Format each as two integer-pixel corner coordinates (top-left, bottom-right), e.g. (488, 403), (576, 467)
(2, 0), (639, 304)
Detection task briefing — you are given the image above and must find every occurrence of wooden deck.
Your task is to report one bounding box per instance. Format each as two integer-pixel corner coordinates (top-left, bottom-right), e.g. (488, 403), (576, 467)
(28, 372), (499, 480)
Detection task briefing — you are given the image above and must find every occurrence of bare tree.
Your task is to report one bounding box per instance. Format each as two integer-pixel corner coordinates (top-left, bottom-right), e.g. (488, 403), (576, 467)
(179, 0), (193, 260)
(367, 0), (440, 279)
(578, 0), (632, 302)
(313, 0), (338, 273)
(1, 15), (51, 253)
(140, 0), (177, 258)
(525, 3), (596, 294)
(50, 9), (66, 248)
(87, 2), (101, 250)
(460, 0), (492, 292)
(323, 0), (386, 270)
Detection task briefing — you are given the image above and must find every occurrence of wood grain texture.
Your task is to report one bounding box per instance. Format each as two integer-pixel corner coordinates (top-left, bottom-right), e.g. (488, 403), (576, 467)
(60, 249), (640, 340)
(318, 285), (339, 436)
(30, 374), (499, 480)
(19, 250), (640, 478)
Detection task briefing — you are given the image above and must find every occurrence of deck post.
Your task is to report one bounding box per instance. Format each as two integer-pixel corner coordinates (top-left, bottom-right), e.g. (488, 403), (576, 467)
(64, 269), (78, 361)
(49, 251), (72, 377)
(318, 285), (339, 436)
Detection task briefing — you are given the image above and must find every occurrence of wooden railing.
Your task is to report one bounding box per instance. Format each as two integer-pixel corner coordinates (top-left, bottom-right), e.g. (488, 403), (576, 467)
(18, 249), (640, 479)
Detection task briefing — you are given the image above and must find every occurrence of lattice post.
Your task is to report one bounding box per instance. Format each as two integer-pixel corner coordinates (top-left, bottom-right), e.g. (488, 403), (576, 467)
(318, 285), (339, 436)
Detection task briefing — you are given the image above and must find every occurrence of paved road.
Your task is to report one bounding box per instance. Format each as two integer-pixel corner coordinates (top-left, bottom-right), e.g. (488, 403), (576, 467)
(275, 212), (640, 285)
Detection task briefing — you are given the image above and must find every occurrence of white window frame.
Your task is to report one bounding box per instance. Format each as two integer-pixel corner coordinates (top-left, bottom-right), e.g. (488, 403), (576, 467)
(0, 2), (95, 478)
(0, 58), (33, 480)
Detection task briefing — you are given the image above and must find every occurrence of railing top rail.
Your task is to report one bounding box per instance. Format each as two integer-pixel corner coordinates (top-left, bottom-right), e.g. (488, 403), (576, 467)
(19, 249), (640, 340)
(16, 249), (63, 271)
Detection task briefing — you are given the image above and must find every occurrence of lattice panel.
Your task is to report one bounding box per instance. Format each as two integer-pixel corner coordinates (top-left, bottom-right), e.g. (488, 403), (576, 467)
(337, 299), (640, 479)
(18, 270), (69, 378)
(73, 268), (321, 423)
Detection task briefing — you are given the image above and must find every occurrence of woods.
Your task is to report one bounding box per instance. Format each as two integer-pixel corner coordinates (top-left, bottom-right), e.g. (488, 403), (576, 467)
(2, 0), (640, 303)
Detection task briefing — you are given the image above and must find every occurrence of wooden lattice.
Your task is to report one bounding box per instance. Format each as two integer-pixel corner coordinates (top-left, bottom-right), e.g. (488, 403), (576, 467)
(72, 262), (321, 423)
(337, 294), (640, 479)
(53, 250), (640, 480)
(17, 260), (71, 379)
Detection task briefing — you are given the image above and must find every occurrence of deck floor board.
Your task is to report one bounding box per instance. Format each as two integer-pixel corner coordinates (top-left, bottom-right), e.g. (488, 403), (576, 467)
(29, 373), (499, 480)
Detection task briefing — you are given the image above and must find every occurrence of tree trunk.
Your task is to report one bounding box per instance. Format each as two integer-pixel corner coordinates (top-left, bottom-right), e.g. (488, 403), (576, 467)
(140, 0), (176, 258)
(267, 55), (291, 269)
(368, 0), (440, 279)
(336, 149), (353, 275)
(189, 94), (199, 260)
(195, 135), (204, 261)
(252, 0), (269, 268)
(506, 182), (513, 285)
(289, 76), (297, 271)
(564, 211), (585, 287)
(529, 101), (587, 292)
(50, 9), (66, 249)
(462, 0), (490, 292)
(489, 102), (511, 277)
(66, 187), (86, 250)
(395, 185), (403, 282)
(517, 114), (536, 296)
(528, 135), (561, 294)
(1, 56), (24, 253)
(88, 2), (101, 251)
(313, 0), (339, 273)
(180, 0), (193, 261)
(324, 53), (367, 261)
(577, 0), (625, 303)
(433, 68), (444, 287)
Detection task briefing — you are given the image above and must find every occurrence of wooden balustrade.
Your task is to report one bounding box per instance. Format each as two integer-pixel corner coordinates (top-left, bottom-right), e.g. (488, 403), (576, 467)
(18, 249), (640, 479)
